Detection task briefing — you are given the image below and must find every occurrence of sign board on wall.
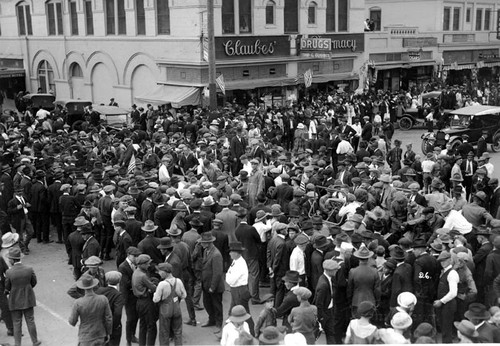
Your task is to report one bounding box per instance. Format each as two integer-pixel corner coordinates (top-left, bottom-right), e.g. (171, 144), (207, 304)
(215, 36), (290, 60)
(443, 49), (500, 64)
(298, 34), (365, 56)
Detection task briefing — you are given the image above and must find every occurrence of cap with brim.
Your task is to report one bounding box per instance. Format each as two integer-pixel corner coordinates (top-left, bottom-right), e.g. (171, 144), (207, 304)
(84, 255), (103, 266)
(197, 231), (216, 243)
(76, 274), (99, 290)
(126, 246), (141, 256)
(259, 327), (282, 345)
(454, 320), (479, 339)
(141, 220), (158, 232)
(464, 303), (491, 321)
(7, 247), (22, 260)
(136, 254), (152, 266)
(157, 237), (174, 249)
(228, 305), (251, 322)
(229, 241), (245, 252)
(354, 244), (374, 259)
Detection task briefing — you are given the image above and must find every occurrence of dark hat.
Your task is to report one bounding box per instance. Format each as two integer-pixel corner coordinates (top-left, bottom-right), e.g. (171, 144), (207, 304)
(390, 246), (406, 260)
(384, 258), (398, 270)
(351, 232), (363, 243)
(228, 305), (251, 323)
(464, 303), (491, 321)
(430, 241), (444, 252)
(189, 217), (204, 227)
(76, 273), (99, 290)
(114, 219), (126, 228)
(300, 219), (313, 231)
(260, 293), (275, 303)
(80, 225), (94, 234)
(259, 326), (282, 345)
(282, 270), (301, 283)
(313, 235), (329, 250)
(412, 238), (427, 249)
(413, 322), (436, 339)
(437, 251), (452, 262)
(229, 241), (245, 252)
(197, 231), (216, 243)
(157, 237), (174, 250)
(476, 225), (491, 236)
(357, 301), (376, 318)
(360, 230), (374, 239)
(237, 207), (248, 218)
(7, 247), (22, 260)
(453, 320), (479, 339)
(126, 246), (141, 256)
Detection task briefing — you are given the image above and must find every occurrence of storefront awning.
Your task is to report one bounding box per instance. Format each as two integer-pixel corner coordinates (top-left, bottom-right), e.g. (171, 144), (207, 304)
(312, 73), (359, 83)
(135, 85), (201, 108)
(225, 77), (297, 91)
(374, 61), (435, 71)
(0, 68), (25, 79)
(443, 64), (476, 71)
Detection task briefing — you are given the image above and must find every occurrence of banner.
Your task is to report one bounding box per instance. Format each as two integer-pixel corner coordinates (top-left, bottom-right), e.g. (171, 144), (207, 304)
(304, 69), (313, 88)
(216, 74), (225, 95)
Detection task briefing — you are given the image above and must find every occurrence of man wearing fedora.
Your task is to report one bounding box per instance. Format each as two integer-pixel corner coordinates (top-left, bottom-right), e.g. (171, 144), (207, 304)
(98, 185), (115, 261)
(115, 219), (133, 269)
(153, 195), (175, 237)
(199, 231), (224, 333)
(157, 237), (182, 279)
(8, 187), (34, 255)
(81, 224), (101, 264)
(68, 217), (88, 280)
(138, 220), (163, 264)
(215, 198), (238, 242)
(314, 259), (339, 344)
(95, 271), (124, 346)
(124, 206), (143, 247)
(5, 247), (41, 346)
(30, 170), (51, 244)
(464, 302), (500, 342)
(274, 270), (301, 332)
(0, 232), (16, 336)
(69, 273), (113, 346)
(267, 222), (289, 307)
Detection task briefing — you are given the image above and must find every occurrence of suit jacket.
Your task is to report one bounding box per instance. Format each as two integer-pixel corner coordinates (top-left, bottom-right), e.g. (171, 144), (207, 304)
(476, 321), (500, 343)
(141, 199), (155, 223)
(490, 188), (500, 219)
(267, 235), (288, 277)
(201, 245), (224, 293)
(178, 153), (198, 172)
(59, 194), (80, 222)
(7, 196), (28, 233)
(0, 173), (13, 208)
(275, 184), (294, 214)
(230, 136), (247, 160)
(138, 235), (163, 264)
(314, 274), (333, 323)
(275, 289), (300, 330)
(82, 236), (101, 262)
(125, 218), (143, 247)
(473, 242), (493, 288)
(413, 252), (439, 302)
(95, 286), (124, 332)
(47, 180), (63, 214)
(5, 263), (37, 310)
(235, 222), (261, 260)
(216, 208), (238, 242)
(165, 251), (183, 279)
(68, 230), (85, 269)
(116, 231), (133, 268)
(118, 260), (136, 304)
(484, 249), (500, 286)
(390, 262), (414, 306)
(153, 205), (175, 237)
(212, 230), (230, 271)
(347, 262), (381, 307)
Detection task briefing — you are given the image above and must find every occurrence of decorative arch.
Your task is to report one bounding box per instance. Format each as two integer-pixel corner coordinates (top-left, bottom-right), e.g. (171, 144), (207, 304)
(16, 0), (33, 7)
(31, 50), (61, 80)
(62, 51), (87, 81)
(86, 50), (120, 85)
(123, 52), (159, 86)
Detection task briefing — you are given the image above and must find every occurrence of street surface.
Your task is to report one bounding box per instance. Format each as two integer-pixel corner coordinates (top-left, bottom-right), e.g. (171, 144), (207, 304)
(1, 127), (498, 346)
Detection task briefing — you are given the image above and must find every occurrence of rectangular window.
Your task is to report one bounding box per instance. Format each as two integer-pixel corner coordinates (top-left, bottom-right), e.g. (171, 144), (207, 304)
(265, 2), (274, 25)
(284, 0), (298, 33)
(370, 9), (381, 31)
(484, 9), (491, 30)
(136, 0), (146, 35)
(157, 0), (170, 34)
(17, 6), (26, 36)
(47, 3), (56, 35)
(56, 2), (63, 35)
(117, 0), (126, 34)
(222, 0), (235, 34)
(466, 8), (471, 22)
(106, 0), (115, 35)
(326, 0), (335, 32)
(70, 1), (78, 35)
(308, 5), (316, 24)
(453, 8), (460, 31)
(85, 0), (94, 35)
(26, 6), (32, 35)
(443, 7), (451, 31)
(239, 0), (252, 33)
(338, 0), (348, 31)
(476, 9), (482, 31)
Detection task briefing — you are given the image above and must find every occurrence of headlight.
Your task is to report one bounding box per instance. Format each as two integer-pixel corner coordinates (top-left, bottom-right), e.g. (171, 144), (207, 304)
(444, 134), (450, 140)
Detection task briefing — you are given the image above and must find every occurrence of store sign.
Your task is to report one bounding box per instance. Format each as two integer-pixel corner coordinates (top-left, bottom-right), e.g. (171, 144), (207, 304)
(408, 49), (422, 61)
(215, 36), (290, 60)
(444, 49), (499, 64)
(298, 34), (364, 55)
(300, 38), (332, 51)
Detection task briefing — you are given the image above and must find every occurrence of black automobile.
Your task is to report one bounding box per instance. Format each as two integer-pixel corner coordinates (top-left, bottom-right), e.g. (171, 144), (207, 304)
(421, 105), (500, 154)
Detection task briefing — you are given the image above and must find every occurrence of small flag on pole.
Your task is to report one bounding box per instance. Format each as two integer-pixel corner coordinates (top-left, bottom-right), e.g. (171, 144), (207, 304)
(304, 69), (313, 88)
(127, 153), (136, 174)
(216, 74), (226, 95)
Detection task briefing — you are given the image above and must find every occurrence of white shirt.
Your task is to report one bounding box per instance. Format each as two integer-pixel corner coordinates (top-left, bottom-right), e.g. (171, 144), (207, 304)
(338, 202), (361, 219)
(253, 220), (272, 243)
(242, 162), (252, 175)
(158, 164), (170, 182)
(336, 140), (353, 154)
(440, 265), (459, 304)
(443, 210), (472, 234)
(16, 195), (28, 215)
(221, 321), (249, 346)
(225, 256), (248, 287)
(481, 162), (494, 177)
(289, 246), (305, 275)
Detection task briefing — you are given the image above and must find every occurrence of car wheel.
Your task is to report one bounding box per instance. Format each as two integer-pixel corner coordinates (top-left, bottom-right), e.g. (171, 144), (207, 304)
(421, 139), (429, 155)
(491, 135), (500, 152)
(450, 140), (461, 153)
(398, 117), (412, 131)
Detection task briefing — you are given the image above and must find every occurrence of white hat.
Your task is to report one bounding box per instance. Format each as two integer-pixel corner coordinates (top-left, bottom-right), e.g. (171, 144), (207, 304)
(397, 292), (417, 308)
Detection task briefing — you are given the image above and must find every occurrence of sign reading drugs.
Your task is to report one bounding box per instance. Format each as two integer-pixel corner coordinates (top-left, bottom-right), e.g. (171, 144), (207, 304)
(300, 38), (332, 51)
(298, 34), (365, 54)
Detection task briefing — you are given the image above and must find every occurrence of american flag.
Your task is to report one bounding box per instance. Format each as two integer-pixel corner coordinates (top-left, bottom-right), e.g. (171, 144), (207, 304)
(216, 74), (226, 95)
(127, 153), (136, 174)
(304, 69), (313, 88)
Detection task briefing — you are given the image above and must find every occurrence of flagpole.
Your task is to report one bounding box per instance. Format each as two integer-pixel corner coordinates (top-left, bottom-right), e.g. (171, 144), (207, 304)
(207, 0), (217, 111)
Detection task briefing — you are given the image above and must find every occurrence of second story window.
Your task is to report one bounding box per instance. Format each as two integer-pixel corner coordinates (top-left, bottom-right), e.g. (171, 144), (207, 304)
(284, 0), (298, 33)
(16, 1), (33, 36)
(327, 0), (349, 32)
(136, 0), (145, 35)
(443, 7), (451, 31)
(369, 8), (381, 31)
(308, 2), (317, 25)
(106, 0), (126, 35)
(484, 9), (491, 31)
(46, 0), (63, 35)
(157, 0), (170, 35)
(221, 0), (252, 34)
(475, 8), (482, 31)
(222, 0), (235, 34)
(265, 0), (275, 25)
(70, 0), (79, 35)
(84, 0), (94, 35)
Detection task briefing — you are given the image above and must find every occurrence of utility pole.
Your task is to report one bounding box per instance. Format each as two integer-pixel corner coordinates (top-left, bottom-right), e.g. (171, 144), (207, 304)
(207, 0), (217, 110)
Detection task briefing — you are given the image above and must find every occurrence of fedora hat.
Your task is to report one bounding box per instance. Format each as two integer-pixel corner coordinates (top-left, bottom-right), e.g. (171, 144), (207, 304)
(366, 206), (386, 220)
(255, 210), (268, 223)
(157, 237), (174, 250)
(172, 204), (188, 212)
(189, 217), (204, 227)
(282, 270), (301, 283)
(313, 235), (330, 250)
(390, 246), (406, 260)
(218, 198), (231, 207)
(354, 244), (374, 259)
(228, 305), (251, 323)
(430, 241), (444, 252)
(141, 220), (158, 232)
(454, 320), (479, 338)
(76, 273), (99, 290)
(411, 238), (427, 249)
(80, 225), (94, 234)
(300, 219), (313, 231)
(269, 206), (283, 217)
(1, 232), (19, 248)
(450, 173), (463, 182)
(167, 224), (182, 237)
(7, 247), (22, 260)
(474, 191), (487, 203)
(391, 311), (413, 330)
(438, 200), (454, 213)
(431, 178), (444, 189)
(229, 241), (245, 252)
(74, 216), (90, 227)
(259, 326), (282, 345)
(379, 174), (391, 183)
(197, 231), (216, 243)
(464, 303), (491, 321)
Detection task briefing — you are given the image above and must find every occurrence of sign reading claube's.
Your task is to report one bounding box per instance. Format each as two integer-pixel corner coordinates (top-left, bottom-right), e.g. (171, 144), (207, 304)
(215, 36), (290, 60)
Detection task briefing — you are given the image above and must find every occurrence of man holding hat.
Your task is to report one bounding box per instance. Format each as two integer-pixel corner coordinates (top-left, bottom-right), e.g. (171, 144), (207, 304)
(5, 247), (42, 346)
(69, 273), (113, 346)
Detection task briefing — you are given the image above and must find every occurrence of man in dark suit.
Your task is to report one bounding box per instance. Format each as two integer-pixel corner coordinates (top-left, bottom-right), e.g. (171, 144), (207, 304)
(408, 182), (428, 207)
(361, 116), (373, 142)
(157, 237), (182, 279)
(314, 260), (339, 344)
(31, 170), (50, 244)
(118, 247), (141, 346)
(0, 164), (14, 211)
(274, 175), (293, 214)
(267, 222), (289, 307)
(389, 246), (413, 307)
(461, 151), (478, 199)
(153, 195), (175, 237)
(199, 232), (224, 333)
(474, 227), (494, 304)
(68, 217), (87, 280)
(488, 178), (500, 218)
(60, 183), (81, 258)
(96, 271), (125, 346)
(81, 225), (101, 263)
(484, 236), (500, 307)
(211, 219), (230, 271)
(124, 206), (143, 247)
(476, 130), (488, 158)
(177, 146), (199, 176)
(275, 270), (301, 332)
(7, 187), (34, 255)
(138, 221), (163, 264)
(235, 208), (262, 304)
(5, 247), (41, 346)
(47, 170), (63, 243)
(465, 303), (500, 343)
(230, 127), (247, 175)
(141, 189), (156, 223)
(115, 220), (133, 269)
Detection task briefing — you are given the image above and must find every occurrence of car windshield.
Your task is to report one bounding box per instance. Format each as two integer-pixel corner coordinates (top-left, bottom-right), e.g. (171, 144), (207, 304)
(450, 114), (470, 127)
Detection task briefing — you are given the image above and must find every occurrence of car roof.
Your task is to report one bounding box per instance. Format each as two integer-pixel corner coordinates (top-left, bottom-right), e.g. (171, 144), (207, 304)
(450, 105), (500, 116)
(422, 91), (441, 98)
(22, 93), (55, 100)
(54, 99), (92, 106)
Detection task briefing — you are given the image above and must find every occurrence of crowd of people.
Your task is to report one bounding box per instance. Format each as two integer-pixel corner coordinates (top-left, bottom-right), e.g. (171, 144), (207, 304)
(0, 82), (500, 346)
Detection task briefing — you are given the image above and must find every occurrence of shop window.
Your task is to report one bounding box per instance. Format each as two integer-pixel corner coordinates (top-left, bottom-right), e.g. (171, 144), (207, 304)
(369, 8), (381, 31)
(476, 9), (482, 31)
(136, 0), (145, 35)
(443, 7), (451, 31)
(85, 0), (94, 35)
(484, 9), (491, 31)
(16, 1), (33, 36)
(157, 0), (170, 35)
(46, 1), (63, 36)
(38, 60), (55, 94)
(308, 2), (317, 25)
(326, 0), (335, 32)
(338, 0), (348, 31)
(265, 1), (275, 25)
(70, 0), (79, 35)
(70, 63), (83, 78)
(106, 0), (126, 35)
(222, 0), (235, 34)
(284, 0), (298, 33)
(452, 8), (460, 31)
(466, 8), (471, 23)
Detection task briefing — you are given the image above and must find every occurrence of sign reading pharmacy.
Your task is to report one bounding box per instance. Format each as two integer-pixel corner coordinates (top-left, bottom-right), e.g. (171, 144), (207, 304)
(298, 34), (365, 55)
(215, 36), (290, 60)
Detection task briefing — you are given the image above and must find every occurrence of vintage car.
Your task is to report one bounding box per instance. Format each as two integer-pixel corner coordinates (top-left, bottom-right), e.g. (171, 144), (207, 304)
(19, 93), (56, 112)
(398, 90), (444, 131)
(91, 104), (130, 127)
(421, 105), (500, 154)
(54, 99), (92, 126)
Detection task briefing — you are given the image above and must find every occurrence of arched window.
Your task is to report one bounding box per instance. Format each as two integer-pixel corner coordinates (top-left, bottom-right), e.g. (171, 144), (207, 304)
(46, 0), (63, 35)
(157, 0), (170, 35)
(38, 60), (55, 94)
(308, 2), (317, 25)
(105, 0), (126, 35)
(265, 0), (275, 25)
(70, 63), (83, 78)
(16, 1), (32, 36)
